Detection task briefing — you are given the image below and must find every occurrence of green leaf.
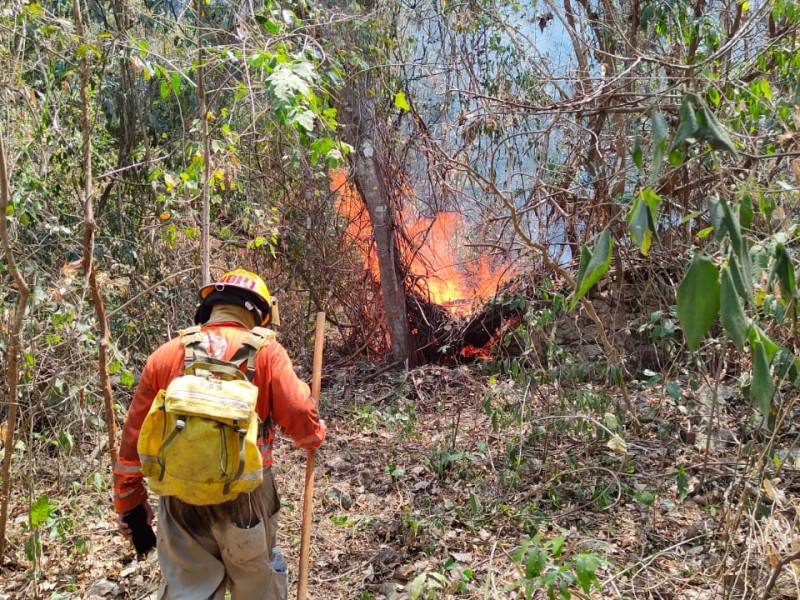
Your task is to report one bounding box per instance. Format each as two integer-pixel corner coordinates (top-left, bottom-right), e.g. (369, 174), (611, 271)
(676, 466), (689, 500)
(289, 108), (315, 132)
(575, 245), (591, 292)
(267, 61), (315, 103)
(160, 79), (170, 99)
(57, 430), (74, 453)
(525, 547), (547, 578)
(668, 148), (684, 166)
(171, 72), (182, 95)
(696, 226), (714, 239)
(651, 112), (668, 180)
(394, 91), (410, 111)
(574, 553), (600, 593)
(309, 137), (335, 166)
(30, 495), (54, 529)
(120, 371), (135, 387)
(720, 196), (744, 256)
(570, 228), (613, 310)
(673, 93), (736, 154)
(677, 255), (720, 351)
(749, 327), (779, 364)
(740, 194), (754, 231)
(408, 573), (426, 600)
(751, 340), (774, 422)
(632, 135), (643, 170)
(604, 412), (619, 432)
(697, 104), (737, 154)
(255, 13), (281, 34)
(727, 252), (751, 305)
(708, 87), (721, 106)
(549, 535), (565, 558)
(25, 531), (41, 562)
(627, 188), (661, 255)
(720, 266), (748, 351)
(734, 246), (754, 303)
(680, 210), (703, 225)
(770, 243), (797, 301)
(627, 195), (651, 255)
(718, 196), (753, 303)
(759, 78), (772, 99)
(671, 96), (699, 150)
(707, 195), (728, 243)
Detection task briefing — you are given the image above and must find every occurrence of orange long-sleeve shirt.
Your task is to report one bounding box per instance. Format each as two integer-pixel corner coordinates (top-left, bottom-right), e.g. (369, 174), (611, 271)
(113, 322), (325, 513)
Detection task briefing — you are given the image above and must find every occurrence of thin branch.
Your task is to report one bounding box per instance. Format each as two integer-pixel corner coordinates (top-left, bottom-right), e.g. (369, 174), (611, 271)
(197, 0), (211, 285)
(760, 548), (800, 600)
(74, 0), (119, 470)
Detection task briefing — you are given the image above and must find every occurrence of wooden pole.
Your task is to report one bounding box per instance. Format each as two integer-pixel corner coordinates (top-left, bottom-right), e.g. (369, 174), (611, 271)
(297, 312), (325, 600)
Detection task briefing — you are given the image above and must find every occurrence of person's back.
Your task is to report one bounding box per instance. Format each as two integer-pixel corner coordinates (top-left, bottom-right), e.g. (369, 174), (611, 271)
(113, 270), (326, 600)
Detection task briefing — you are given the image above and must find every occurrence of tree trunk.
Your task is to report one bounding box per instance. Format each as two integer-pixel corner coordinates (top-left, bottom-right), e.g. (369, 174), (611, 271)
(0, 131), (31, 558)
(337, 85), (414, 366)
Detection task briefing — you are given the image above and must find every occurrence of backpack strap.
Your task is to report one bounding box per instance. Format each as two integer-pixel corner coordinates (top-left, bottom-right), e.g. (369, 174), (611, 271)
(222, 424), (249, 496)
(229, 327), (276, 379)
(180, 325), (207, 370)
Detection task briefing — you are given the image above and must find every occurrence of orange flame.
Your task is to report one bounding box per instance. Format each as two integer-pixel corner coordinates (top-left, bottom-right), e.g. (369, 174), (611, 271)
(331, 170), (511, 314)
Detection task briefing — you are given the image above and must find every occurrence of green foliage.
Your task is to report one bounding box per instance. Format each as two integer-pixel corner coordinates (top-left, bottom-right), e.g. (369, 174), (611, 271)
(650, 112), (668, 180)
(720, 265), (748, 351)
(570, 228), (613, 310)
(769, 243), (797, 301)
(427, 446), (478, 480)
(30, 496), (55, 529)
(627, 188), (662, 255)
(677, 190), (800, 426)
(409, 571), (449, 600)
(677, 255), (720, 351)
(394, 91), (411, 111)
(671, 91), (738, 155)
(751, 335), (776, 423)
(507, 534), (605, 599)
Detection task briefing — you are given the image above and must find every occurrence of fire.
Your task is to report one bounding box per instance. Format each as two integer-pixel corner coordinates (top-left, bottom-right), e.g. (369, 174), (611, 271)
(331, 170), (511, 314)
(405, 212), (508, 313)
(331, 170), (380, 278)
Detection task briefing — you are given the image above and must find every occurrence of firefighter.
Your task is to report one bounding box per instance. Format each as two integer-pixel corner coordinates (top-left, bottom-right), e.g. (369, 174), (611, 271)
(113, 269), (326, 599)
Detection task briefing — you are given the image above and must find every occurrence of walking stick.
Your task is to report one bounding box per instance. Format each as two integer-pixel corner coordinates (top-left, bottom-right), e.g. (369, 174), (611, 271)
(297, 312), (325, 600)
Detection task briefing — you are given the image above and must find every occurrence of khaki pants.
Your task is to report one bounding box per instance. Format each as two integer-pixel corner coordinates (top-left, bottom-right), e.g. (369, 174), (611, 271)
(156, 469), (287, 600)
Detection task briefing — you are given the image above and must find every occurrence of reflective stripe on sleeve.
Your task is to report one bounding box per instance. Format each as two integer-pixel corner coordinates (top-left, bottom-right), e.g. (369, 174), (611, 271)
(113, 487), (141, 500)
(114, 462), (142, 474)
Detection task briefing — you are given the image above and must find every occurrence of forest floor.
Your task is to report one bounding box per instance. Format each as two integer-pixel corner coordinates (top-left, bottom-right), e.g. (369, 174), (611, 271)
(1, 363), (799, 599)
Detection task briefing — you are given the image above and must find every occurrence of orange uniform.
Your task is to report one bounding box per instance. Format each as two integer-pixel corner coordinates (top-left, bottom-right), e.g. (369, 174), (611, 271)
(113, 321), (325, 513)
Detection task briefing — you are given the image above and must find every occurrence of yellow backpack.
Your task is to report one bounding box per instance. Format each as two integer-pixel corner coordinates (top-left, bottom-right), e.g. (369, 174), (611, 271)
(137, 326), (275, 505)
